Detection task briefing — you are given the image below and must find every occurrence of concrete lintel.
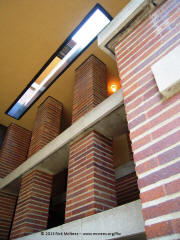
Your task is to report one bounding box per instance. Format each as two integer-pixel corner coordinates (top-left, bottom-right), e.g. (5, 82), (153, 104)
(0, 89), (125, 192)
(16, 200), (145, 240)
(115, 161), (135, 179)
(98, 0), (149, 58)
(98, 0), (166, 57)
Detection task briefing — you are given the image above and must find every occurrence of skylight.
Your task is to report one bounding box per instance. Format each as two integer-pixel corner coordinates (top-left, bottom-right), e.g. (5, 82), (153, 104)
(6, 4), (112, 120)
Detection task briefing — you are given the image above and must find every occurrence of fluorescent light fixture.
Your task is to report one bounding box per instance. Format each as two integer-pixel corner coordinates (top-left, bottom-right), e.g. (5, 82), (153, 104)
(6, 4), (112, 120)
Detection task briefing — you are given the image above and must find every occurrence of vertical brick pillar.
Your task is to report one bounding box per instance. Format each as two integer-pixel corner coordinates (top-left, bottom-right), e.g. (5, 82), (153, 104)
(72, 55), (107, 123)
(28, 96), (63, 157)
(115, 0), (180, 239)
(10, 97), (63, 239)
(65, 55), (116, 222)
(10, 170), (52, 239)
(0, 123), (31, 177)
(65, 130), (117, 222)
(126, 132), (133, 161)
(0, 192), (17, 240)
(0, 124), (31, 239)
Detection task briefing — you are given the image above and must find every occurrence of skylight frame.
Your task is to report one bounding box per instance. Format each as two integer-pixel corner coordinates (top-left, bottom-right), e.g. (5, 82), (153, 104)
(5, 3), (112, 120)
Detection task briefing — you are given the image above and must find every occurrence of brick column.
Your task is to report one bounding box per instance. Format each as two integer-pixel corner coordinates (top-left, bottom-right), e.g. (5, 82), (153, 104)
(126, 132), (133, 161)
(0, 123), (31, 177)
(10, 97), (63, 239)
(65, 130), (117, 222)
(65, 55), (117, 222)
(72, 54), (107, 123)
(115, 0), (180, 239)
(0, 123), (31, 239)
(10, 170), (52, 239)
(0, 192), (17, 240)
(28, 96), (63, 157)
(116, 172), (139, 206)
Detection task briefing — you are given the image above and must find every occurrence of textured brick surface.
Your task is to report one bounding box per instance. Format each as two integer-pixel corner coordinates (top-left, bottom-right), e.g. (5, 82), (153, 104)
(0, 192), (17, 240)
(0, 123), (31, 178)
(72, 55), (107, 123)
(65, 130), (117, 223)
(28, 96), (63, 157)
(10, 170), (52, 239)
(116, 172), (139, 206)
(115, 0), (180, 239)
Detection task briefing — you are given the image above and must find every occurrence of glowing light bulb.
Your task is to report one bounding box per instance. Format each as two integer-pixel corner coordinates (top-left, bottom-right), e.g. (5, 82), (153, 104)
(111, 84), (117, 93)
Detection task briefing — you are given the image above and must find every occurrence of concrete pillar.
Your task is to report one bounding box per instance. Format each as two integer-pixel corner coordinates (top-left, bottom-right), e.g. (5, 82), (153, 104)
(72, 55), (107, 123)
(65, 130), (117, 223)
(0, 123), (31, 177)
(0, 192), (17, 240)
(115, 0), (180, 239)
(10, 97), (63, 239)
(65, 55), (117, 223)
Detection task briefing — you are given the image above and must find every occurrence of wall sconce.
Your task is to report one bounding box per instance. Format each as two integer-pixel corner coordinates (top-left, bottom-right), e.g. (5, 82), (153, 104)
(111, 84), (118, 93)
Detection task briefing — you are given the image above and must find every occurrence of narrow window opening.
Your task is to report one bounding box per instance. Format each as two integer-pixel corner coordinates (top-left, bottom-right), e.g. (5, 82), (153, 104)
(6, 4), (112, 120)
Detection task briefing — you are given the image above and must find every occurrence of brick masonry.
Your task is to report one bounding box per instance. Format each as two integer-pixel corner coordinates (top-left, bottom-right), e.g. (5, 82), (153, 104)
(10, 170), (52, 239)
(72, 55), (107, 123)
(115, 0), (180, 239)
(0, 123), (31, 178)
(65, 130), (117, 223)
(10, 96), (63, 239)
(126, 132), (134, 161)
(0, 192), (17, 240)
(116, 172), (139, 206)
(28, 96), (63, 157)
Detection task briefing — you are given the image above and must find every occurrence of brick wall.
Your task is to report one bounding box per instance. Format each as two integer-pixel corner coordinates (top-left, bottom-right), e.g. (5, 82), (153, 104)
(0, 123), (31, 178)
(116, 172), (139, 206)
(10, 170), (52, 239)
(0, 192), (17, 240)
(72, 55), (107, 123)
(28, 96), (63, 157)
(65, 130), (117, 222)
(115, 0), (180, 239)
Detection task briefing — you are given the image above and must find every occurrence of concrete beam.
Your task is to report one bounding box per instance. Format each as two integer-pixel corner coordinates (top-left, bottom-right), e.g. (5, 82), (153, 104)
(15, 200), (145, 240)
(0, 89), (126, 193)
(115, 161), (135, 179)
(98, 0), (149, 58)
(98, 0), (166, 58)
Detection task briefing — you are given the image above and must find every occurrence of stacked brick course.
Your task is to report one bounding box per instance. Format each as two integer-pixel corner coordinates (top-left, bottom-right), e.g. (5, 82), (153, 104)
(116, 172), (139, 206)
(28, 96), (63, 157)
(10, 97), (63, 239)
(65, 130), (117, 222)
(72, 55), (107, 123)
(10, 170), (52, 239)
(0, 192), (17, 240)
(115, 0), (180, 238)
(0, 123), (31, 177)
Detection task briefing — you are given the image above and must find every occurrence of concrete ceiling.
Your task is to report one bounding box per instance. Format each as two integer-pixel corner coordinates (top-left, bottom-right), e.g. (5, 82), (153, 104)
(0, 0), (130, 131)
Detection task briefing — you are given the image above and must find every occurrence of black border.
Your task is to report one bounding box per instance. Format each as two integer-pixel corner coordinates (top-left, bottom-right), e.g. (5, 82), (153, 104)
(5, 3), (112, 120)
